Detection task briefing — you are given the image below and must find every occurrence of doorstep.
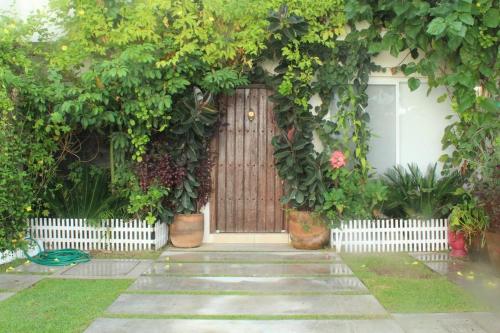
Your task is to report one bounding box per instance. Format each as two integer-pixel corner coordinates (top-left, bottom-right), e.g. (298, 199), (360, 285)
(204, 233), (290, 244)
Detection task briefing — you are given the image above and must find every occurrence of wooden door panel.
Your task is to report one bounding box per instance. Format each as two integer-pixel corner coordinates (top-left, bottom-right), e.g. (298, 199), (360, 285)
(212, 87), (284, 233)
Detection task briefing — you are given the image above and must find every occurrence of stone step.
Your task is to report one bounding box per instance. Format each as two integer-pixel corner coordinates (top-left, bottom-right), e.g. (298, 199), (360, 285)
(0, 292), (15, 302)
(0, 274), (43, 291)
(160, 251), (340, 263)
(143, 262), (352, 277)
(86, 318), (404, 333)
(59, 259), (147, 277)
(129, 276), (367, 293)
(107, 294), (387, 316)
(165, 244), (321, 252)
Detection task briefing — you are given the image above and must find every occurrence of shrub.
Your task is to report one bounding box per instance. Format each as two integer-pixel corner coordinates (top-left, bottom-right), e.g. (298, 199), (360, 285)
(383, 163), (463, 219)
(44, 165), (127, 225)
(321, 151), (388, 227)
(0, 95), (32, 251)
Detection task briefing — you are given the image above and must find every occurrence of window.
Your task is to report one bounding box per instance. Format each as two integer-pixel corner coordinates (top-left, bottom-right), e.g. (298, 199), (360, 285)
(366, 80), (454, 174)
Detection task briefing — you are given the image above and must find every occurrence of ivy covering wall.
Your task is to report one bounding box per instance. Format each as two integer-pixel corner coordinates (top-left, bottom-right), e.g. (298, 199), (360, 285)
(0, 0), (498, 249)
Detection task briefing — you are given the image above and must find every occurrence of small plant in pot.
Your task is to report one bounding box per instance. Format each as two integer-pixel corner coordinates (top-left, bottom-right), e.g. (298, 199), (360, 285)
(448, 198), (489, 258)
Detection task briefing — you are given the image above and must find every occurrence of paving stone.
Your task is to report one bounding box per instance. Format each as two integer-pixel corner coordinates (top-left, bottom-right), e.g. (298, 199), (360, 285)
(143, 262), (352, 276)
(160, 251), (341, 263)
(13, 262), (64, 274)
(0, 274), (43, 291)
(60, 260), (145, 277)
(0, 292), (15, 302)
(85, 318), (404, 333)
(129, 276), (368, 292)
(107, 294), (387, 316)
(166, 244), (317, 252)
(409, 252), (450, 262)
(425, 261), (450, 275)
(393, 313), (499, 333)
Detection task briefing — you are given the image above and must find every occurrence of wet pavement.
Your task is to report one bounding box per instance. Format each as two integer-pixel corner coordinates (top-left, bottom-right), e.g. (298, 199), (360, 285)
(410, 252), (500, 311)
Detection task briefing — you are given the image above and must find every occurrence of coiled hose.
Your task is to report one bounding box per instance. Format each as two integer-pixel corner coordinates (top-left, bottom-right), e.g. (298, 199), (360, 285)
(22, 238), (91, 266)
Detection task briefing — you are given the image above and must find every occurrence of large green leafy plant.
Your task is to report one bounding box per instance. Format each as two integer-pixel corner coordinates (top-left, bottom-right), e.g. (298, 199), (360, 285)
(135, 87), (218, 222)
(383, 164), (463, 219)
(263, 3), (345, 211)
(0, 15), (61, 251)
(321, 151), (387, 227)
(346, 0), (498, 211)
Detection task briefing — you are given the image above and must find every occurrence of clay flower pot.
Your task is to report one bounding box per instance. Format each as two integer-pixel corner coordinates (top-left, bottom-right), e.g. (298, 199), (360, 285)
(170, 214), (204, 248)
(485, 231), (500, 269)
(448, 230), (467, 257)
(288, 210), (329, 250)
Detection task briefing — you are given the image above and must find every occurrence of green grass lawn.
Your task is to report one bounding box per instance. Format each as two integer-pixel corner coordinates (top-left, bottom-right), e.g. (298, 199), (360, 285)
(342, 253), (487, 313)
(0, 279), (132, 333)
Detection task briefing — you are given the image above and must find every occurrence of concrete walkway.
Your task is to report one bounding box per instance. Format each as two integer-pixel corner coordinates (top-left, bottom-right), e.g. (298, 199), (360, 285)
(83, 244), (498, 333)
(2, 245), (498, 332)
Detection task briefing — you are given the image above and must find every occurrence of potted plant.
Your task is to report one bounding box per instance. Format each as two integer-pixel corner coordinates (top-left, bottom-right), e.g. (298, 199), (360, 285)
(165, 87), (219, 248)
(448, 199), (489, 258)
(135, 87), (217, 248)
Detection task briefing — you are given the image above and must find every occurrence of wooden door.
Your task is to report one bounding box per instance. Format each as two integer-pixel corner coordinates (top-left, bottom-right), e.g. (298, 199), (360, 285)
(211, 86), (285, 233)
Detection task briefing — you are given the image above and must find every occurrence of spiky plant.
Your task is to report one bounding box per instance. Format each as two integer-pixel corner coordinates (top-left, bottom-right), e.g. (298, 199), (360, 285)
(46, 166), (127, 225)
(383, 163), (463, 219)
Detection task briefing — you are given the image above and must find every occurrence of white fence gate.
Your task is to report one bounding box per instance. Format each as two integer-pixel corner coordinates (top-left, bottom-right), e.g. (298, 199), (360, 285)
(28, 218), (168, 252)
(331, 219), (448, 253)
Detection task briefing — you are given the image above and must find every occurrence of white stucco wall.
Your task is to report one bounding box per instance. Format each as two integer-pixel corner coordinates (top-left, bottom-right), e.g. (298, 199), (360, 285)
(0, 0), (48, 18)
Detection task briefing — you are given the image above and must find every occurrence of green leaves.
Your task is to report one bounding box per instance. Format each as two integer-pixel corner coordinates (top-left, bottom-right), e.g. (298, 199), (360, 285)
(408, 77), (421, 91)
(483, 8), (499, 28)
(427, 17), (446, 35)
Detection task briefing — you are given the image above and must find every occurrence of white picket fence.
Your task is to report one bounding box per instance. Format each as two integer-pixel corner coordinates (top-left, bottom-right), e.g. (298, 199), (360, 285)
(331, 219), (449, 253)
(0, 239), (43, 266)
(28, 218), (168, 252)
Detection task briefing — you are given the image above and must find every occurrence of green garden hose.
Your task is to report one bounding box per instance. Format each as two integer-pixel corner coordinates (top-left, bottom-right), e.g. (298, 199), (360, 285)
(22, 238), (91, 266)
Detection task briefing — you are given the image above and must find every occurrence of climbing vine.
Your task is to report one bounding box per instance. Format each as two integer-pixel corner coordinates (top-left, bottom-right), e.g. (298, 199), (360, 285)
(1, 0), (498, 246)
(262, 3), (345, 211)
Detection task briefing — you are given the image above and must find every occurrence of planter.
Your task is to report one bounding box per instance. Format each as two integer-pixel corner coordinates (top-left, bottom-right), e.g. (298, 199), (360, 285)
(467, 233), (489, 262)
(170, 214), (204, 248)
(448, 230), (467, 257)
(288, 210), (329, 250)
(485, 231), (500, 269)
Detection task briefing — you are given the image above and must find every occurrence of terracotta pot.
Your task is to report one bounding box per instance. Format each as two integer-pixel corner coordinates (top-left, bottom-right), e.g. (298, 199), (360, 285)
(170, 214), (204, 248)
(485, 231), (500, 269)
(467, 233), (489, 262)
(288, 210), (329, 250)
(448, 230), (467, 257)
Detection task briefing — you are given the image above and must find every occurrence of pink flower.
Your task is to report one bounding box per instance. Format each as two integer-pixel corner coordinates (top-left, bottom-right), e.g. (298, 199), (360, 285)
(330, 150), (346, 169)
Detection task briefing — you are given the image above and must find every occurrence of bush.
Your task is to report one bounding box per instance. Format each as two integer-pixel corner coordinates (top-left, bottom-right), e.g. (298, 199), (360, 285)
(44, 165), (127, 225)
(383, 163), (463, 219)
(321, 151), (388, 227)
(0, 95), (32, 251)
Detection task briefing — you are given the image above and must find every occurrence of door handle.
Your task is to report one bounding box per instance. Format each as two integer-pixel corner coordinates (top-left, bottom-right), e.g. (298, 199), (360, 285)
(248, 110), (255, 121)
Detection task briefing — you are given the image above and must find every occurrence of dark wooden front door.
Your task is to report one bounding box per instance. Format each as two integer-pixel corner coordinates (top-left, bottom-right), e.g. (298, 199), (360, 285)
(211, 87), (285, 233)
